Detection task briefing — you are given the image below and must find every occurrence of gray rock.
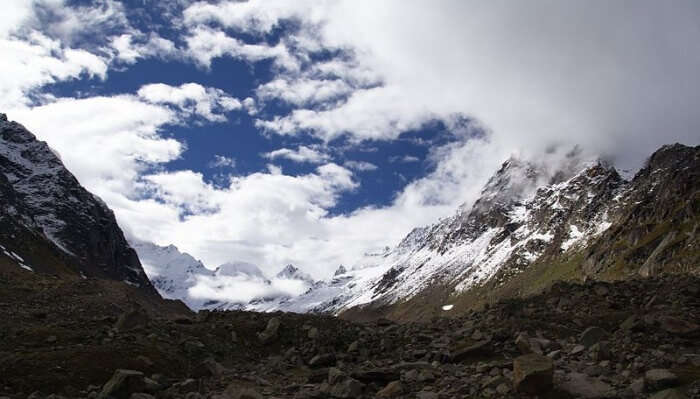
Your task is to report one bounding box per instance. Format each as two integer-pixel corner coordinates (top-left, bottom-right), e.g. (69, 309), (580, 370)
(580, 327), (608, 348)
(513, 353), (553, 394)
(376, 381), (403, 398)
(559, 372), (616, 398)
(645, 369), (679, 391)
(257, 317), (281, 343)
(329, 377), (363, 398)
(649, 388), (688, 399)
(309, 353), (336, 368)
(98, 369), (145, 399)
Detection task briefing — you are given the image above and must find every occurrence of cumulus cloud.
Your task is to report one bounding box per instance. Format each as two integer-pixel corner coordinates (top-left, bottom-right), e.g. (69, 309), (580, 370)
(184, 26), (300, 71)
(343, 160), (377, 172)
(137, 82), (242, 122)
(189, 0), (700, 170)
(256, 78), (353, 106)
(263, 145), (330, 164)
(110, 33), (177, 64)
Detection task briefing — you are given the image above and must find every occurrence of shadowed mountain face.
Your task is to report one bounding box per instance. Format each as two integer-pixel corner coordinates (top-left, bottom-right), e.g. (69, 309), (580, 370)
(0, 113), (156, 293)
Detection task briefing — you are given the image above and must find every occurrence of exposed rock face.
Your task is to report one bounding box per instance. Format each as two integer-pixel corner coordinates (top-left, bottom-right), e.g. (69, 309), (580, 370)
(0, 114), (155, 292)
(286, 144), (698, 321)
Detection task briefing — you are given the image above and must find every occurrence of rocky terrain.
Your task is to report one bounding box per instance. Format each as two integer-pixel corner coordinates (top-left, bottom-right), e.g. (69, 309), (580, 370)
(1, 263), (699, 398)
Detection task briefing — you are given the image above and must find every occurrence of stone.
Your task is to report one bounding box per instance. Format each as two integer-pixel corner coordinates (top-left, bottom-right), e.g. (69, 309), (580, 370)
(328, 377), (363, 398)
(620, 315), (642, 332)
(257, 317), (281, 343)
(513, 354), (553, 395)
(129, 394), (154, 399)
(590, 342), (611, 361)
(580, 327), (608, 348)
(451, 339), (491, 362)
(309, 353), (336, 368)
(649, 389), (688, 399)
(327, 367), (346, 385)
(645, 369), (679, 391)
(98, 370), (145, 399)
(559, 372), (615, 398)
(114, 309), (149, 332)
(658, 316), (700, 336)
(630, 378), (645, 395)
(225, 386), (264, 399)
(46, 335), (57, 343)
(376, 381), (403, 398)
(571, 344), (586, 355)
(308, 327), (319, 339)
(515, 333), (533, 354)
(415, 391), (438, 399)
(347, 341), (359, 353)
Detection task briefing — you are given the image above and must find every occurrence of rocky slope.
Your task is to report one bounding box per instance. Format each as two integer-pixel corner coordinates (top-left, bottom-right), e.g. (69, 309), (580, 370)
(2, 265), (699, 398)
(286, 144), (698, 321)
(0, 114), (155, 292)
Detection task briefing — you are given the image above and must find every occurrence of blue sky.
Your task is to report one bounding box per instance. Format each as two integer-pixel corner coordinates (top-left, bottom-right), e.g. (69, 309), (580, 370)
(2, 0), (699, 277)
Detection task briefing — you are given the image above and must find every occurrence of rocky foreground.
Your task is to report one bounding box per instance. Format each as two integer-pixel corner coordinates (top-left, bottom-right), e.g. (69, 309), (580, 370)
(1, 264), (699, 399)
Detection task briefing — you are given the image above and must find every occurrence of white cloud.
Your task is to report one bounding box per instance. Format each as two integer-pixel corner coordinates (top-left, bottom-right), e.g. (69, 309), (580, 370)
(110, 33), (177, 64)
(209, 155), (236, 168)
(190, 0), (700, 170)
(184, 26), (300, 71)
(0, 31), (108, 109)
(137, 82), (241, 122)
(343, 160), (377, 172)
(263, 145), (330, 164)
(390, 155), (420, 163)
(256, 78), (352, 106)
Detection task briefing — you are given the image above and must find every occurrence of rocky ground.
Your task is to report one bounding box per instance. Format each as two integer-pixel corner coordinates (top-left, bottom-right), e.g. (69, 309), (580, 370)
(1, 263), (699, 398)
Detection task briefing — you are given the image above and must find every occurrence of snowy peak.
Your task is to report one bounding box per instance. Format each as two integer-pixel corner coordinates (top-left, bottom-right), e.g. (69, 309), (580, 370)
(285, 144), (698, 319)
(215, 261), (268, 281)
(334, 265), (347, 276)
(276, 264), (314, 283)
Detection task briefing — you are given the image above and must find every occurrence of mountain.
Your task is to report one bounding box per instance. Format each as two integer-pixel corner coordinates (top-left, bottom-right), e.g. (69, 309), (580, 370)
(285, 144), (699, 321)
(130, 240), (214, 309)
(276, 264), (315, 283)
(0, 113), (155, 292)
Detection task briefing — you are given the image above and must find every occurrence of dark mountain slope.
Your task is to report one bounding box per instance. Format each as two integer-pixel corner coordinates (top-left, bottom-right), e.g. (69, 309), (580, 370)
(0, 113), (155, 292)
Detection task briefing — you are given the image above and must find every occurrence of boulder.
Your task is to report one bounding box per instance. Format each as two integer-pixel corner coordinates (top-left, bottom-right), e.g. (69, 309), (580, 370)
(649, 389), (688, 399)
(559, 372), (616, 398)
(376, 381), (403, 398)
(309, 353), (336, 368)
(580, 326), (608, 348)
(98, 370), (146, 399)
(114, 309), (149, 332)
(513, 354), (553, 394)
(257, 317), (280, 344)
(645, 369), (679, 392)
(328, 377), (363, 398)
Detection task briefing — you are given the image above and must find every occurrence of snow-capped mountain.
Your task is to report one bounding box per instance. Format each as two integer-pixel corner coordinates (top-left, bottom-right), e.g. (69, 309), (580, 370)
(282, 144), (699, 319)
(276, 264), (315, 283)
(0, 114), (155, 292)
(130, 240), (215, 309)
(131, 239), (323, 311)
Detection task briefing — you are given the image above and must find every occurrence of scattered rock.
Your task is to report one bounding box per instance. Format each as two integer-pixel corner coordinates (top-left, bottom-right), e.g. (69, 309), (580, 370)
(257, 317), (281, 343)
(645, 369), (679, 392)
(376, 381), (403, 398)
(559, 372), (616, 398)
(513, 353), (553, 394)
(114, 308), (150, 332)
(580, 326), (608, 348)
(98, 370), (145, 399)
(309, 353), (336, 368)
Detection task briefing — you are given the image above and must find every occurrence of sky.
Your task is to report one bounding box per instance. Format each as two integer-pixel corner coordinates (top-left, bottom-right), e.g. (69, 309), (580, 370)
(2, 0), (699, 280)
